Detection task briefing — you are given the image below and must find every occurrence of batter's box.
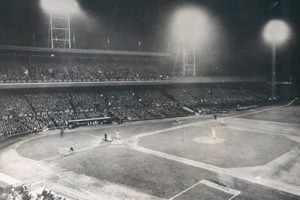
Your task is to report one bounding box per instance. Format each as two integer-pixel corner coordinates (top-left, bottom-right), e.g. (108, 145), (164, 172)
(169, 180), (240, 200)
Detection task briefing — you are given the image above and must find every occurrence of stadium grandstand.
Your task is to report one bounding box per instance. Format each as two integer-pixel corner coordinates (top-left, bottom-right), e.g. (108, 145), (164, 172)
(0, 0), (300, 200)
(0, 45), (269, 139)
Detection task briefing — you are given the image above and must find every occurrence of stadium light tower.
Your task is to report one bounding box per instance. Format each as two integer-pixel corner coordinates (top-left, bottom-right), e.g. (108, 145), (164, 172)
(41, 0), (79, 49)
(263, 19), (290, 99)
(171, 6), (209, 76)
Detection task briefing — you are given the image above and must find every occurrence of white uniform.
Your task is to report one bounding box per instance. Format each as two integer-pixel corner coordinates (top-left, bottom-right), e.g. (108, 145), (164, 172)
(116, 130), (120, 140)
(212, 128), (216, 139)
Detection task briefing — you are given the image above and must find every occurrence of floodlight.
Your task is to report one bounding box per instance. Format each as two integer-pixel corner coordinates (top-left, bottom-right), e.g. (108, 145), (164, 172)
(170, 6), (212, 76)
(41, 0), (79, 14)
(172, 6), (209, 44)
(263, 19), (291, 99)
(41, 0), (80, 49)
(263, 20), (290, 45)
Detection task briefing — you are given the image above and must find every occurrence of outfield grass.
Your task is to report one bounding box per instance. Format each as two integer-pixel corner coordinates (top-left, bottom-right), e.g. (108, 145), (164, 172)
(138, 126), (297, 168)
(51, 145), (217, 199)
(241, 106), (300, 124)
(47, 145), (300, 200)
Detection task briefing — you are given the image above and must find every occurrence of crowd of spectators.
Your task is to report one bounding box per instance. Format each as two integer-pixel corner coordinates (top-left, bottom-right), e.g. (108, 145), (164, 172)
(0, 116), (49, 138)
(0, 86), (267, 139)
(29, 64), (69, 82)
(165, 88), (199, 108)
(0, 62), (168, 83)
(25, 93), (72, 113)
(166, 87), (268, 114)
(0, 185), (31, 200)
(35, 188), (67, 200)
(0, 95), (33, 116)
(66, 64), (105, 81)
(0, 94), (50, 138)
(106, 90), (191, 121)
(0, 186), (68, 200)
(0, 63), (29, 83)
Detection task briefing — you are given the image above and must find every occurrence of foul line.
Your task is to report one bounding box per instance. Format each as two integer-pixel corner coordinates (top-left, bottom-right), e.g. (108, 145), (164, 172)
(169, 180), (203, 200)
(131, 100), (296, 144)
(130, 144), (300, 197)
(228, 192), (241, 200)
(169, 180), (241, 200)
(225, 99), (295, 120)
(36, 162), (100, 200)
(79, 132), (103, 139)
(228, 117), (300, 127)
(200, 180), (240, 195)
(15, 99), (298, 199)
(41, 143), (103, 162)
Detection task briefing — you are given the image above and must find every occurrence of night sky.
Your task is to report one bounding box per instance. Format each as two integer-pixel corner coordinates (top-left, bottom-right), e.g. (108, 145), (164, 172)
(0, 0), (299, 84)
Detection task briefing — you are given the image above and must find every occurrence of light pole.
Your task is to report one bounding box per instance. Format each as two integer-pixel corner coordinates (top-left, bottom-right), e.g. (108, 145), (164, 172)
(263, 19), (290, 99)
(170, 6), (209, 77)
(41, 0), (79, 49)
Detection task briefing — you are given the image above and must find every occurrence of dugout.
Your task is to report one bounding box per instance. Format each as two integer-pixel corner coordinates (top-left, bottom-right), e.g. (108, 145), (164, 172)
(68, 117), (112, 128)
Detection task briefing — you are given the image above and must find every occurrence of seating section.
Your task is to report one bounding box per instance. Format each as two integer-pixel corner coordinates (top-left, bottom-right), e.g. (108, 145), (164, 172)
(0, 87), (267, 139)
(165, 87), (268, 114)
(0, 62), (168, 83)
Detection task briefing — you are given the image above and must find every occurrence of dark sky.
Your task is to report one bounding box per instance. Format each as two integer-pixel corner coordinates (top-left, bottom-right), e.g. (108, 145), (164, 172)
(0, 0), (299, 79)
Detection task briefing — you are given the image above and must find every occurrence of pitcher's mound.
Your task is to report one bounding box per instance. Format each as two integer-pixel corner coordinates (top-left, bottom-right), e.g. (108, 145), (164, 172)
(193, 137), (225, 144)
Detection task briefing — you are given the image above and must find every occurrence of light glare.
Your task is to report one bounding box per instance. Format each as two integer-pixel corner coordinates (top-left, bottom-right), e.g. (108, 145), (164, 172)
(171, 6), (209, 44)
(263, 20), (290, 44)
(41, 0), (79, 14)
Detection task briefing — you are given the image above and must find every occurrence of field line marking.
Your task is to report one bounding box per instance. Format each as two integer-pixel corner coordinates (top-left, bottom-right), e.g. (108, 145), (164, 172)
(200, 180), (240, 195)
(79, 132), (103, 139)
(37, 163), (74, 186)
(229, 117), (300, 127)
(225, 126), (283, 136)
(228, 191), (241, 200)
(131, 100), (296, 143)
(169, 179), (241, 200)
(129, 144), (300, 197)
(225, 125), (300, 138)
(169, 180), (203, 200)
(40, 144), (102, 162)
(226, 99), (295, 120)
(36, 162), (100, 200)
